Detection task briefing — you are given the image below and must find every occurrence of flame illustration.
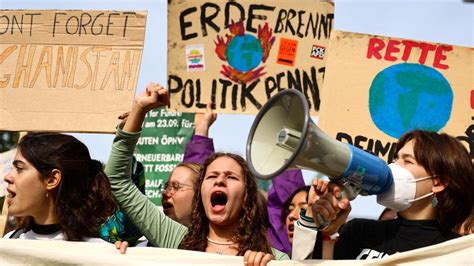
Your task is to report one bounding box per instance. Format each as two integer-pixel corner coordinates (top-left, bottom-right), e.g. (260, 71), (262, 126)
(221, 65), (266, 84)
(258, 23), (275, 63)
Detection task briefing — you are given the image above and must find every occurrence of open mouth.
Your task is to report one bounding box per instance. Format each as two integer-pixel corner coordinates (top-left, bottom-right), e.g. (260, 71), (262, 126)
(162, 201), (173, 211)
(288, 223), (295, 232)
(6, 189), (16, 205)
(210, 191), (228, 211)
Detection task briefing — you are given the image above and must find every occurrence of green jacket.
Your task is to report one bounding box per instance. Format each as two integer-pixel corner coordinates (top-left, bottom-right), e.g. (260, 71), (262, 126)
(105, 128), (289, 260)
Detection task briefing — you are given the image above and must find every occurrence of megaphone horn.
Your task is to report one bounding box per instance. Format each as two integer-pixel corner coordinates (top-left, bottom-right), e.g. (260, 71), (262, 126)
(246, 89), (393, 198)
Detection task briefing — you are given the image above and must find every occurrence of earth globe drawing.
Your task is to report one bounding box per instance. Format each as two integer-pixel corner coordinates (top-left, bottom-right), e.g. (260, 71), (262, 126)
(369, 63), (453, 139)
(226, 34), (263, 72)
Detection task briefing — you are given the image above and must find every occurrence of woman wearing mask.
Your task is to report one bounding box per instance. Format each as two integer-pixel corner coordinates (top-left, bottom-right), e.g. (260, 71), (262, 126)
(306, 130), (473, 260)
(106, 83), (288, 265)
(3, 133), (117, 242)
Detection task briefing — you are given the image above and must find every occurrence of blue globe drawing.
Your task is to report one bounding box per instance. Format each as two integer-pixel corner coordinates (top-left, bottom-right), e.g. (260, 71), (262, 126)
(369, 63), (453, 138)
(226, 34), (263, 72)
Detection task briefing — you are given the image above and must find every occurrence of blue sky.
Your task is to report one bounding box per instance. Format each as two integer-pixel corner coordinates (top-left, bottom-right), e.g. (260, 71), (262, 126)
(1, 0), (472, 219)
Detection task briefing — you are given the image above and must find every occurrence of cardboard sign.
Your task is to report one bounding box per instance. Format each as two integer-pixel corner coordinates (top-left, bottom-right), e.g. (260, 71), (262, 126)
(319, 30), (474, 161)
(168, 0), (334, 114)
(0, 10), (147, 133)
(134, 108), (194, 206)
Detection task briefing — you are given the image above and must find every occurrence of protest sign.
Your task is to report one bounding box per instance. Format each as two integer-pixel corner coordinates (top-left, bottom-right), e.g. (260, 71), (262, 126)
(134, 108), (194, 205)
(168, 0), (334, 115)
(0, 10), (146, 132)
(319, 31), (473, 161)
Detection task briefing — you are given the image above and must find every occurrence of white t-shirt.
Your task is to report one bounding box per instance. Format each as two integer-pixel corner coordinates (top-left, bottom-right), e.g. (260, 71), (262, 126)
(4, 229), (108, 243)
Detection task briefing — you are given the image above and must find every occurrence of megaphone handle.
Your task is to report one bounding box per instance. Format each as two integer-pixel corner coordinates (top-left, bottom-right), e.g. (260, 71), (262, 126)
(314, 185), (351, 230)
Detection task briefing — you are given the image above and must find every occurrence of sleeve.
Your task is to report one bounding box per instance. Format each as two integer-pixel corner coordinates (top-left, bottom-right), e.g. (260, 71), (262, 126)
(182, 135), (215, 164)
(292, 212), (319, 260)
(266, 169), (305, 254)
(333, 219), (362, 259)
(271, 247), (290, 260)
(104, 127), (188, 248)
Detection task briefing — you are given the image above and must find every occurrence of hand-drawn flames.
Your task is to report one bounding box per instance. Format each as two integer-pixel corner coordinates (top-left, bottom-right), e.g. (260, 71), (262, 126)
(214, 20), (275, 84)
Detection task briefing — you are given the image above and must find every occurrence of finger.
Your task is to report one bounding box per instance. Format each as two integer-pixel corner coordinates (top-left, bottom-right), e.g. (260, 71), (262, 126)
(328, 183), (342, 199)
(320, 180), (328, 194)
(243, 250), (251, 265)
(115, 241), (122, 249)
(247, 251), (257, 266)
(120, 241), (129, 254)
(206, 102), (213, 113)
(260, 254), (273, 266)
(252, 252), (265, 266)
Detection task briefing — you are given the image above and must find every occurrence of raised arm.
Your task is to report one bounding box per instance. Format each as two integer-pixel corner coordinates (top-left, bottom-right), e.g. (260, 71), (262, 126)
(105, 83), (188, 248)
(183, 102), (217, 164)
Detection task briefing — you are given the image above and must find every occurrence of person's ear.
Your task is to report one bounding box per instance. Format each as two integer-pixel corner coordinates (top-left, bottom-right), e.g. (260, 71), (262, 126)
(432, 176), (447, 193)
(45, 169), (62, 191)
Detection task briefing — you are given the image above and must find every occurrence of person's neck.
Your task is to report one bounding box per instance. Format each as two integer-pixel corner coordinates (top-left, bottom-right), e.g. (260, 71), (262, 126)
(32, 200), (58, 225)
(399, 198), (435, 221)
(208, 222), (238, 243)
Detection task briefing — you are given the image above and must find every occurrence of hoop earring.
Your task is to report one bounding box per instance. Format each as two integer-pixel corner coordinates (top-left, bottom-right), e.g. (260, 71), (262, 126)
(431, 194), (438, 208)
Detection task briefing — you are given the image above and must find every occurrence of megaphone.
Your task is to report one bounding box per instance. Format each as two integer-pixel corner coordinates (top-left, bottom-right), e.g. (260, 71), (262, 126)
(246, 89), (393, 202)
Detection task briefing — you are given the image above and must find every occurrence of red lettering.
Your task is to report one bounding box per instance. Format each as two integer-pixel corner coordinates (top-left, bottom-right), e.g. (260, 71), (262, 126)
(367, 38), (450, 70)
(418, 43), (437, 65)
(433, 45), (452, 70)
(401, 40), (418, 61)
(367, 38), (385, 59)
(384, 40), (400, 61)
(471, 90), (474, 109)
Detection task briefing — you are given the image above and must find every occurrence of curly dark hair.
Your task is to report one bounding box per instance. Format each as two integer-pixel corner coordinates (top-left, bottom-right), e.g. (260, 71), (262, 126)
(178, 152), (272, 255)
(17, 132), (117, 241)
(396, 130), (473, 231)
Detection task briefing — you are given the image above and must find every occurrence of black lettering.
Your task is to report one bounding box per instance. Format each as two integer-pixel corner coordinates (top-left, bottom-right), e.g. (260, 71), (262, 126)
(274, 9), (287, 34)
(25, 13), (40, 36)
(219, 78), (232, 109)
(287, 69), (301, 92)
(122, 12), (135, 37)
(265, 76), (277, 99)
(224, 1), (245, 29)
(168, 75), (183, 93)
(241, 79), (262, 111)
(302, 66), (320, 111)
(106, 12), (120, 36)
(354, 135), (368, 150)
(91, 13), (104, 35)
(231, 83), (238, 110)
(211, 79), (217, 105)
(373, 140), (393, 158)
(182, 79), (195, 108)
(180, 7), (198, 41)
(336, 132), (353, 145)
(285, 9), (296, 36)
(319, 14), (334, 40)
(195, 79), (207, 109)
(79, 13), (92, 36)
(11, 14), (23, 34)
(65, 16), (79, 35)
(246, 4), (275, 33)
(200, 3), (220, 37)
(305, 12), (319, 39)
(296, 10), (305, 38)
(53, 12), (67, 37)
(0, 15), (9, 35)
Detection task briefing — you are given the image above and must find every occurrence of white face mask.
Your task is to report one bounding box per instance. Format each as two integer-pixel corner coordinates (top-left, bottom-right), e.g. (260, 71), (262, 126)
(377, 163), (435, 212)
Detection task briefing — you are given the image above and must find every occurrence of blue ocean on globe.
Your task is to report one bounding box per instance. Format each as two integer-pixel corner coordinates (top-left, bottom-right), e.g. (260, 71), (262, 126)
(369, 63), (453, 138)
(226, 34), (263, 72)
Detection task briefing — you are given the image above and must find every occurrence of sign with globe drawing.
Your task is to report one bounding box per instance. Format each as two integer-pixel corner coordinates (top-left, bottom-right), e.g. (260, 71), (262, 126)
(319, 30), (473, 162)
(168, 0), (334, 114)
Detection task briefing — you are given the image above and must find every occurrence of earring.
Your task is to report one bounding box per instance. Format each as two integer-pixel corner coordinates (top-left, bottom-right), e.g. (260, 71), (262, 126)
(431, 194), (438, 208)
(46, 192), (49, 198)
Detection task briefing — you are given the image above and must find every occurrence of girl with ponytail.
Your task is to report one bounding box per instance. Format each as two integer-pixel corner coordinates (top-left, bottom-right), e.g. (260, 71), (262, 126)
(3, 132), (117, 241)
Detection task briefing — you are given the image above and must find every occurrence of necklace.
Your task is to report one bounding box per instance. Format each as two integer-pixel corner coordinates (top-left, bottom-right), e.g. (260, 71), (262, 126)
(207, 236), (234, 255)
